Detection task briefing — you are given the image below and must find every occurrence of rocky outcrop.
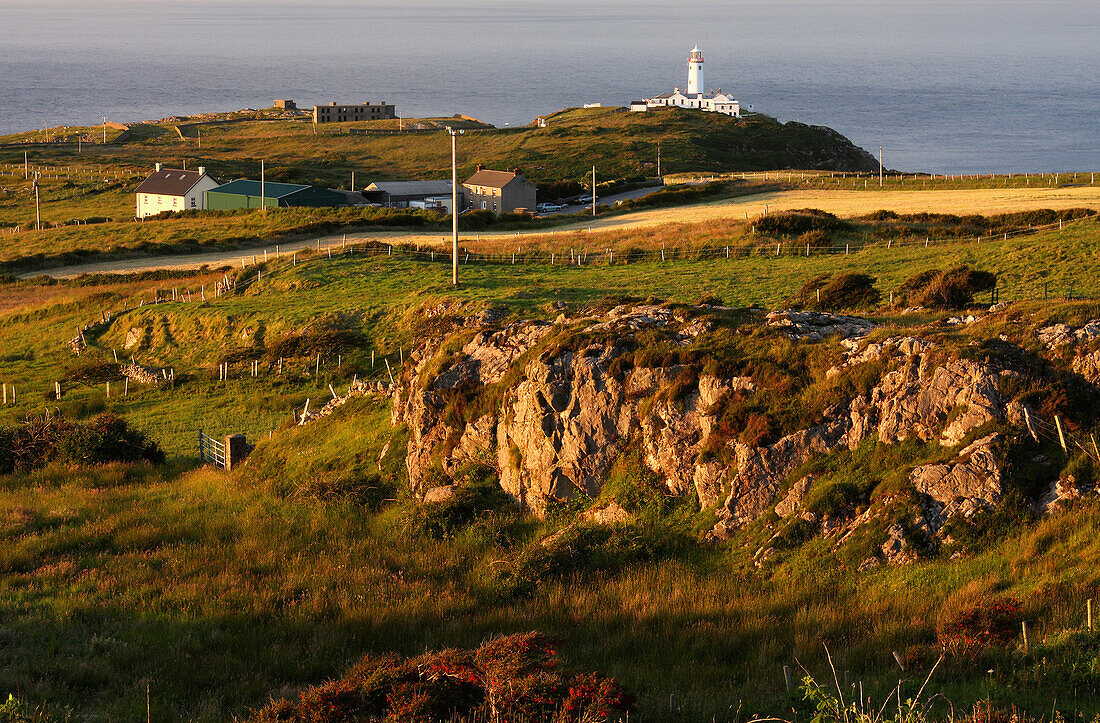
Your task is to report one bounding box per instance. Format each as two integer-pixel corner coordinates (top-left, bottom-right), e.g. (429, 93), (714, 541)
(394, 305), (1047, 552)
(1036, 319), (1100, 384)
(766, 310), (877, 341)
(497, 343), (633, 511)
(711, 415), (850, 537)
(860, 357), (1005, 447)
(910, 433), (1003, 533)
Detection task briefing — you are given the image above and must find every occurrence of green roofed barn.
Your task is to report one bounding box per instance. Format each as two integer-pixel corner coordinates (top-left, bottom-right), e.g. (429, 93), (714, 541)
(204, 179), (346, 210)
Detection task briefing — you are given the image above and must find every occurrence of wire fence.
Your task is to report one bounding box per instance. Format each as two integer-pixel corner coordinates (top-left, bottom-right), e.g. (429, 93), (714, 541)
(187, 215), (1099, 304)
(0, 162), (134, 182)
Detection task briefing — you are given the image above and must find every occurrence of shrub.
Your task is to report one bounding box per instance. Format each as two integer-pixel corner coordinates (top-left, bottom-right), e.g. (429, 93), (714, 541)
(409, 470), (517, 540)
(0, 414), (164, 474)
(64, 357), (123, 386)
(936, 596), (1021, 659)
(248, 632), (633, 723)
(895, 266), (997, 309)
(788, 273), (880, 311)
(755, 208), (846, 237)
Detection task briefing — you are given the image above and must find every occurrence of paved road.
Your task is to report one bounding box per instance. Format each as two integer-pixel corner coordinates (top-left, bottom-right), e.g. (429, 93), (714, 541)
(547, 185), (665, 216)
(28, 185), (1100, 279)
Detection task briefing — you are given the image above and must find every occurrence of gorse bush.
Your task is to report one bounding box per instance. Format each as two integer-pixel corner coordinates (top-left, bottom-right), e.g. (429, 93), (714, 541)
(0, 414), (164, 474)
(895, 267), (997, 309)
(63, 357), (124, 386)
(755, 208), (847, 237)
(249, 632), (633, 723)
(789, 273), (881, 310)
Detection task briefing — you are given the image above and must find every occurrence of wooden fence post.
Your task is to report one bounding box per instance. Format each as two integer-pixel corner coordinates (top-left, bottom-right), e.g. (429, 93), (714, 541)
(783, 665), (791, 693)
(1021, 621), (1030, 653)
(1055, 415), (1068, 453)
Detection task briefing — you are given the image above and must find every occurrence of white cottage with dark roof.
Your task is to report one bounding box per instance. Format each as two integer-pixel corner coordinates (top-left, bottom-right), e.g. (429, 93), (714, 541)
(134, 164), (220, 218)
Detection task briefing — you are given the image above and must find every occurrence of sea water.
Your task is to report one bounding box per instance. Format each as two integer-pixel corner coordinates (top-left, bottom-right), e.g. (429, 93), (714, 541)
(0, 0), (1096, 174)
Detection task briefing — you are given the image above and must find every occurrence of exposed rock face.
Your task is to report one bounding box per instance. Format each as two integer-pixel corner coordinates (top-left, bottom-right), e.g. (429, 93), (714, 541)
(766, 310), (877, 341)
(775, 477), (812, 518)
(713, 415), (850, 535)
(910, 433), (1003, 533)
(394, 305), (1040, 548)
(863, 357), (1005, 447)
(1036, 318), (1100, 384)
(497, 343), (633, 511)
(124, 327), (144, 350)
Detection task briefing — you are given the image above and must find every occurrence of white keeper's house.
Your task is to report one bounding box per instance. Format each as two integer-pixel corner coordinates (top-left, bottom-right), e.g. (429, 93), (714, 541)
(134, 163), (220, 219)
(643, 47), (742, 117)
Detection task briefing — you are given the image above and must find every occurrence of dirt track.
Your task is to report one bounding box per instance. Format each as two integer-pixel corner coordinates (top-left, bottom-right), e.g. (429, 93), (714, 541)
(31, 186), (1100, 278)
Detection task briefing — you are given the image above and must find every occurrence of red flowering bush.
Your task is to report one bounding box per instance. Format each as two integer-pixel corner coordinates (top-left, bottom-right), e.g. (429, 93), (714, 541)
(249, 632), (633, 723)
(937, 597), (1022, 659)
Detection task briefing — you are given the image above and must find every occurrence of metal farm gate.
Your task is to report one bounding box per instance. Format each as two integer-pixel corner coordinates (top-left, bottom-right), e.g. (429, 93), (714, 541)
(198, 430), (226, 468)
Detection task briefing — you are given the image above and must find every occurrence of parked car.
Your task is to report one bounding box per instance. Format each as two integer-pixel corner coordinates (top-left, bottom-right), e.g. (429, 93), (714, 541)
(536, 203), (564, 213)
(577, 195), (595, 204)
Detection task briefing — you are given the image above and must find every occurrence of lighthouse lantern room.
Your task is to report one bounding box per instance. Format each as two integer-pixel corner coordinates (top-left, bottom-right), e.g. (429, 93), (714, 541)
(687, 46), (704, 94)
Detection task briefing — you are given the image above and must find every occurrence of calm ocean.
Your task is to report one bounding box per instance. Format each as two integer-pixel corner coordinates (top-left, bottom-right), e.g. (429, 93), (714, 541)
(0, 0), (1097, 174)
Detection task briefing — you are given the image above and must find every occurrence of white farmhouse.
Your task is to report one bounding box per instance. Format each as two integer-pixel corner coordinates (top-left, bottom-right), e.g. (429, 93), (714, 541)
(134, 164), (220, 219)
(643, 47), (742, 117)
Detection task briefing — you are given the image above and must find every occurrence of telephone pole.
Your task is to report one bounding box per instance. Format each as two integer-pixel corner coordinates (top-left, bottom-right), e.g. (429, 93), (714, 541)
(32, 172), (41, 231)
(591, 165), (597, 217)
(448, 127), (464, 286)
(879, 146), (883, 188)
(657, 141), (661, 177)
(260, 159), (266, 212)
(102, 117), (108, 144)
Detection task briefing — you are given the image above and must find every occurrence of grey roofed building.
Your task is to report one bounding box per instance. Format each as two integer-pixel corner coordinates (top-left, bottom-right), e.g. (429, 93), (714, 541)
(134, 168), (213, 197)
(462, 168), (537, 214)
(362, 180), (460, 207)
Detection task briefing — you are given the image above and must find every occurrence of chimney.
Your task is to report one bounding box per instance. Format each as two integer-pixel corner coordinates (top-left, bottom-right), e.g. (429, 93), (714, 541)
(198, 166), (206, 176)
(477, 164), (484, 172)
(513, 168), (520, 175)
(155, 162), (162, 172)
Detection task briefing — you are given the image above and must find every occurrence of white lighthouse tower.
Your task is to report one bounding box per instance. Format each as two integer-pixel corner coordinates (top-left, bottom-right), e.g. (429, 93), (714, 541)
(687, 46), (704, 95)
(641, 47), (741, 117)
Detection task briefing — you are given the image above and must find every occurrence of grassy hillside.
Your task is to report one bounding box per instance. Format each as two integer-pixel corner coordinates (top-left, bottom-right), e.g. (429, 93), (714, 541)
(1, 106), (878, 190)
(4, 214), (1100, 721)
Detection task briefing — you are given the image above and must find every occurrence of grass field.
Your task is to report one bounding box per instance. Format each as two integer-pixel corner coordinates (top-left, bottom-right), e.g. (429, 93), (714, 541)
(3, 192), (1100, 720)
(1, 106), (877, 189)
(3, 215), (1100, 454)
(5, 402), (1100, 721)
